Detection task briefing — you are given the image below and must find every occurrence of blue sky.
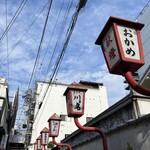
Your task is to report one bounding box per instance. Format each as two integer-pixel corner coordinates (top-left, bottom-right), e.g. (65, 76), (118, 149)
(0, 0), (149, 108)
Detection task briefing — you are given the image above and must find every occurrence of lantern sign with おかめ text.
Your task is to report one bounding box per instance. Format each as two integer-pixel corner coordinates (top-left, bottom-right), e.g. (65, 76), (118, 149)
(95, 16), (145, 75)
(118, 26), (140, 59)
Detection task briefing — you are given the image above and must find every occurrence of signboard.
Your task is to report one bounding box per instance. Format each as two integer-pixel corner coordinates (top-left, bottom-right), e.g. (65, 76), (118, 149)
(41, 132), (49, 145)
(37, 138), (42, 150)
(51, 120), (59, 136)
(117, 25), (140, 60)
(95, 16), (145, 75)
(66, 90), (85, 117)
(72, 90), (84, 113)
(64, 84), (87, 118)
(102, 27), (120, 69)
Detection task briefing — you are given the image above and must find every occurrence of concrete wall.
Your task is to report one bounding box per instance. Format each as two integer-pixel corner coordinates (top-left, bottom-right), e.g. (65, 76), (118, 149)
(72, 114), (150, 150)
(62, 94), (150, 150)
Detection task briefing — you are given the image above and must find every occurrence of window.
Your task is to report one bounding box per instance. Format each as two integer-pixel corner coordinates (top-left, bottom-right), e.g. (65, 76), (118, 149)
(60, 114), (71, 122)
(38, 102), (42, 109)
(65, 134), (70, 138)
(86, 117), (93, 123)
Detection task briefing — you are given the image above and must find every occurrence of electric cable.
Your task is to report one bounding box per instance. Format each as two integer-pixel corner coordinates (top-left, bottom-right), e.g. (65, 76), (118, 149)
(33, 0), (87, 123)
(27, 0), (53, 90)
(50, 0), (86, 83)
(32, 0), (75, 123)
(0, 0), (28, 43)
(5, 0), (9, 81)
(17, 0), (54, 135)
(43, 0), (73, 81)
(135, 0), (150, 21)
(15, 0), (53, 127)
(42, 0), (74, 95)
(0, 0), (51, 66)
(17, 0), (87, 142)
(39, 0), (65, 77)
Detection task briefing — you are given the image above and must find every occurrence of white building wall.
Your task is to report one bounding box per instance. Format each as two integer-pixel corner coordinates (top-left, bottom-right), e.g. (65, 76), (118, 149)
(29, 81), (108, 149)
(0, 77), (9, 150)
(0, 77), (8, 132)
(137, 4), (150, 77)
(0, 81), (7, 98)
(137, 100), (150, 116)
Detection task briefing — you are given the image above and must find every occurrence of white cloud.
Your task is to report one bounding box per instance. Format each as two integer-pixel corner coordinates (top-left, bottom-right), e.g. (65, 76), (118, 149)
(57, 62), (126, 106)
(0, 0), (148, 105)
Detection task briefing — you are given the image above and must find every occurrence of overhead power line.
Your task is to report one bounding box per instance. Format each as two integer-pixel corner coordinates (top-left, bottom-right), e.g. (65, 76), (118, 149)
(15, 0), (54, 131)
(43, 0), (73, 81)
(33, 0), (88, 123)
(5, 0), (9, 81)
(48, 0), (88, 86)
(27, 0), (53, 90)
(0, 0), (28, 43)
(0, 0), (51, 66)
(135, 0), (150, 21)
(39, 0), (65, 77)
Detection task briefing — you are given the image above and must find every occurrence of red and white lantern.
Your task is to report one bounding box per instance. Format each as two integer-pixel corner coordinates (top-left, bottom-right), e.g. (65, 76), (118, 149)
(40, 127), (49, 145)
(95, 16), (145, 75)
(34, 141), (37, 150)
(64, 82), (87, 118)
(47, 113), (61, 137)
(36, 135), (42, 150)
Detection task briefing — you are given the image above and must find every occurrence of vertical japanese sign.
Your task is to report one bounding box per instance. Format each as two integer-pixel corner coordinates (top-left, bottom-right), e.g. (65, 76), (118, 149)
(72, 90), (83, 113)
(37, 139), (42, 150)
(42, 132), (49, 145)
(102, 27), (120, 69)
(51, 120), (59, 136)
(117, 25), (140, 60)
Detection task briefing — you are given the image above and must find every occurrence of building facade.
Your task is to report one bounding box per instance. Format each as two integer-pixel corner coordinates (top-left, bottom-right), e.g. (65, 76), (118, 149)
(28, 80), (109, 149)
(0, 77), (9, 149)
(137, 3), (150, 78)
(0, 77), (20, 150)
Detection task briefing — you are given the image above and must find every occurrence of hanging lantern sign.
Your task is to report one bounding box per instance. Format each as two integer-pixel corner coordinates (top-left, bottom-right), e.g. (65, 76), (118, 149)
(48, 113), (61, 137)
(36, 135), (42, 150)
(95, 16), (145, 75)
(40, 127), (49, 145)
(34, 141), (37, 150)
(63, 82), (87, 117)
